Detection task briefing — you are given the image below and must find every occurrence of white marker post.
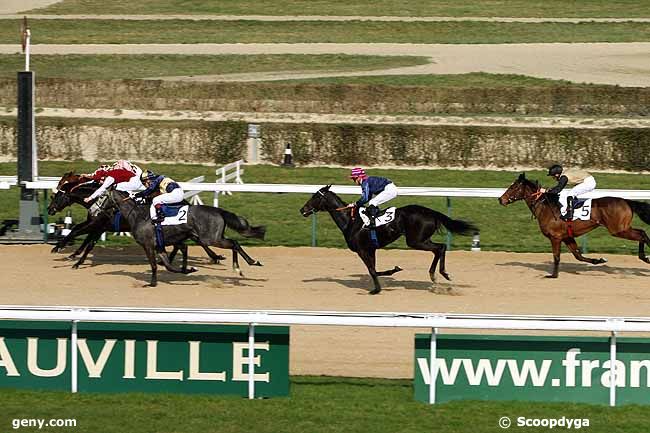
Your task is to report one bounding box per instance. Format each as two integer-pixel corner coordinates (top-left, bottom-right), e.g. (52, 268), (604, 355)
(21, 16), (30, 72)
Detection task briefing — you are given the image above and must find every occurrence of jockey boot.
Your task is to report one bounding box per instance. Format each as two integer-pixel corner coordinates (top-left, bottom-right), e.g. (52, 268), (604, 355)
(561, 196), (575, 221)
(151, 205), (165, 224)
(366, 205), (380, 229)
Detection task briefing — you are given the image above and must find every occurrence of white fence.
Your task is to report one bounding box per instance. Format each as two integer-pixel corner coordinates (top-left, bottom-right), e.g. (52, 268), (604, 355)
(213, 159), (245, 207)
(0, 305), (647, 405)
(19, 180), (650, 200)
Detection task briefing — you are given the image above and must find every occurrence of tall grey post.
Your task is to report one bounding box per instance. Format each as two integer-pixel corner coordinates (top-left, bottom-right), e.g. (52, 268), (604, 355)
(16, 71), (41, 240)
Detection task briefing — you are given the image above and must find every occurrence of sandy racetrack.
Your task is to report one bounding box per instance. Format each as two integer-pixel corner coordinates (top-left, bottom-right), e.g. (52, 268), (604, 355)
(2, 244), (650, 378)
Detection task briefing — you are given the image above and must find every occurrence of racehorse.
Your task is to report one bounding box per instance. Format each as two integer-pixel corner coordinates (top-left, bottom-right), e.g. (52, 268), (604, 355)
(108, 189), (265, 286)
(499, 173), (650, 278)
(48, 172), (225, 268)
(300, 185), (478, 294)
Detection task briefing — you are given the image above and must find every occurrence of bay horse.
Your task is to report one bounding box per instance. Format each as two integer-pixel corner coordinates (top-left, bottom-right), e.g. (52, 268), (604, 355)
(48, 172), (225, 268)
(300, 185), (478, 294)
(499, 173), (650, 278)
(107, 190), (265, 286)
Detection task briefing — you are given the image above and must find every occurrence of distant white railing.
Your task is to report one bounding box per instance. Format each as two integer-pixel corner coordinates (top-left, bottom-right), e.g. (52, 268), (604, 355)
(213, 159), (244, 207)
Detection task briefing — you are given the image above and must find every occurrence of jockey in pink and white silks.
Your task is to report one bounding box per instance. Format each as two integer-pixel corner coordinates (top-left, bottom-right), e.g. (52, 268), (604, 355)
(134, 170), (184, 223)
(346, 167), (398, 228)
(543, 164), (596, 221)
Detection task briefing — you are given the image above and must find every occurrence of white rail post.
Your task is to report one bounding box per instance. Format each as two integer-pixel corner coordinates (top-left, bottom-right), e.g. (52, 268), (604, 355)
(609, 331), (617, 407)
(71, 320), (78, 393)
(248, 322), (256, 399)
(429, 327), (438, 404)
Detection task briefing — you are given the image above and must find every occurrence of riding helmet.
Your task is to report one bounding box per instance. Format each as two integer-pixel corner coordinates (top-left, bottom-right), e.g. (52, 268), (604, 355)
(140, 170), (157, 182)
(350, 167), (368, 180)
(547, 164), (563, 177)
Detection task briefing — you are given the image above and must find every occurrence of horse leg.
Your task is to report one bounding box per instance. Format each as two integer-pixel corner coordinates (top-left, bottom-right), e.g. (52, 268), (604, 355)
(177, 243), (197, 274)
(612, 228), (650, 264)
(546, 238), (562, 278)
(406, 238), (450, 283)
(376, 266), (402, 276)
(211, 238), (244, 276)
(168, 244), (179, 264)
(357, 250), (382, 295)
(72, 232), (101, 269)
(227, 239), (262, 267)
(67, 232), (94, 260)
(144, 246), (158, 287)
(199, 243), (226, 264)
(563, 238), (607, 265)
(51, 219), (92, 253)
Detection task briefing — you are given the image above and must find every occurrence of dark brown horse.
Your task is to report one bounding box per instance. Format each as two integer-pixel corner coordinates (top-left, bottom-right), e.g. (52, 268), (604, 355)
(300, 185), (477, 294)
(499, 173), (650, 278)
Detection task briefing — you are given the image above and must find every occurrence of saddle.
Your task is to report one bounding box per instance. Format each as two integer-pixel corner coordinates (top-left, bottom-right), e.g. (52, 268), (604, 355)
(160, 203), (186, 217)
(359, 207), (397, 228)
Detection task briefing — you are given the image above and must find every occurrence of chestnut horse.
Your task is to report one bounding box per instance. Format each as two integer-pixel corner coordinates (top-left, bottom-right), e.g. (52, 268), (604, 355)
(499, 173), (650, 278)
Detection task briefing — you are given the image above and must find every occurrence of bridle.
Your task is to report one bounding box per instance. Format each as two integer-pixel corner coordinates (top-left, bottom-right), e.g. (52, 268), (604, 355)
(303, 189), (328, 216)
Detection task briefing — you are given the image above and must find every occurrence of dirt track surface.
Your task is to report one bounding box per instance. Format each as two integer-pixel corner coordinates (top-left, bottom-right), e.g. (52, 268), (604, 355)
(1, 42), (648, 86)
(3, 245), (650, 378)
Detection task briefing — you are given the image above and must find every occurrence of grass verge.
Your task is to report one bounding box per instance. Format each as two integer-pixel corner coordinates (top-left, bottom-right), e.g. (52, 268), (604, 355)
(31, 0), (650, 19)
(3, 20), (650, 44)
(0, 54), (430, 80)
(0, 376), (648, 433)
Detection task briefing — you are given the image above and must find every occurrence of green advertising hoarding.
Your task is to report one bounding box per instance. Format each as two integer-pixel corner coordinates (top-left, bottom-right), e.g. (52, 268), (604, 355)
(415, 334), (650, 405)
(0, 321), (289, 397)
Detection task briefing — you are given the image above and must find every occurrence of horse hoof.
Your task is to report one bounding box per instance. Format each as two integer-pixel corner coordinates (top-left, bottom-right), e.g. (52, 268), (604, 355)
(253, 261), (263, 267)
(441, 272), (452, 281)
(545, 274), (558, 279)
(369, 288), (381, 295)
(51, 246), (60, 254)
(71, 264), (79, 270)
(394, 266), (402, 273)
(66, 254), (78, 261)
(212, 255), (226, 263)
(186, 267), (198, 274)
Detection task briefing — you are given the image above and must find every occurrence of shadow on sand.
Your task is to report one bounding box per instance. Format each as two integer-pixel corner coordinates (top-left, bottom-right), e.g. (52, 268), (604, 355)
(497, 260), (650, 277)
(303, 273), (473, 295)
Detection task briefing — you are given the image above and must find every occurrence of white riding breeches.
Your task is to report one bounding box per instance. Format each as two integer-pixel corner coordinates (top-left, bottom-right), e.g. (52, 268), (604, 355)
(368, 183), (398, 207)
(559, 176), (596, 209)
(150, 188), (184, 219)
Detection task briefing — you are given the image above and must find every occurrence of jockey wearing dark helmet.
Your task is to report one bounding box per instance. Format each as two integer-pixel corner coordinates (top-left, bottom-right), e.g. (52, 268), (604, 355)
(134, 170), (184, 224)
(541, 164), (596, 221)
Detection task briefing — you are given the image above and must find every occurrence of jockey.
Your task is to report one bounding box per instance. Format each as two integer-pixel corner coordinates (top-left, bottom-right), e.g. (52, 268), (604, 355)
(134, 170), (184, 223)
(83, 160), (143, 203)
(346, 167), (398, 228)
(543, 164), (596, 221)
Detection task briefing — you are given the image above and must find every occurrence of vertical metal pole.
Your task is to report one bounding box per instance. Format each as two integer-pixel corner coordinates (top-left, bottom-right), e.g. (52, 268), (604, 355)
(42, 189), (49, 242)
(71, 320), (78, 393)
(429, 327), (437, 404)
(446, 197), (452, 251)
(311, 213), (317, 247)
(248, 323), (256, 399)
(609, 331), (617, 407)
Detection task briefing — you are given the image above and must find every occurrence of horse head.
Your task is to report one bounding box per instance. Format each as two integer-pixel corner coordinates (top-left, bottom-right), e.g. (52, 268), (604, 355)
(300, 185), (333, 217)
(499, 173), (540, 206)
(48, 171), (97, 215)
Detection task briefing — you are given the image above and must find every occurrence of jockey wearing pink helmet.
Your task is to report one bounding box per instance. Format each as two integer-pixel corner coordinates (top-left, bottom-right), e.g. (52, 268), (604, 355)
(347, 167), (398, 227)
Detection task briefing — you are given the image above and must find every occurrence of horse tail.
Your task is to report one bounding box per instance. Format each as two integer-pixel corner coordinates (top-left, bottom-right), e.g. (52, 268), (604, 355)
(220, 209), (266, 240)
(627, 200), (650, 225)
(412, 206), (478, 236)
(440, 214), (479, 236)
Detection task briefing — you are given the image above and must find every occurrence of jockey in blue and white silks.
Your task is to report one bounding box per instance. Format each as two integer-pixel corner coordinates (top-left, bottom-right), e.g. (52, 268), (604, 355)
(134, 170), (184, 223)
(346, 167), (398, 226)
